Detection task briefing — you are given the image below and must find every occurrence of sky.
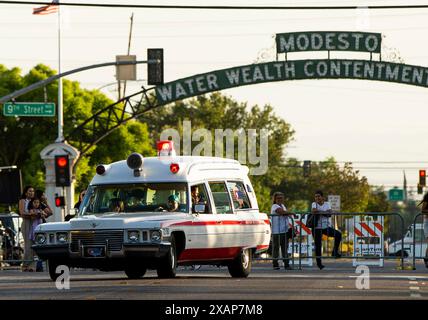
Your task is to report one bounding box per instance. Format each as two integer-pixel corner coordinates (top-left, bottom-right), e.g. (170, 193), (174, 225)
(1, 0), (428, 197)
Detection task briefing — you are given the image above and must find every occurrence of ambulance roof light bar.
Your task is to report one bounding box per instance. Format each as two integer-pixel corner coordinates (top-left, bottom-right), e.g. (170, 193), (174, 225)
(157, 140), (176, 157)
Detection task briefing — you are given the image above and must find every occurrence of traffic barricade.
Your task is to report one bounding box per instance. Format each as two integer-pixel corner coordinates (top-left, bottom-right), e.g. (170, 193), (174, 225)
(298, 212), (405, 269)
(412, 213), (428, 270)
(289, 214), (313, 266)
(0, 213), (25, 268)
(353, 215), (384, 267)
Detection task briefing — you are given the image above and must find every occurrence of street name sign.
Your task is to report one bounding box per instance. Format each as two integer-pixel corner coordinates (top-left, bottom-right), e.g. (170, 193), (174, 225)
(3, 102), (55, 117)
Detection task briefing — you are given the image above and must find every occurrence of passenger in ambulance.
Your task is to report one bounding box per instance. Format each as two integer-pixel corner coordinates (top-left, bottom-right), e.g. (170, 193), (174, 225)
(109, 198), (125, 213)
(191, 185), (209, 213)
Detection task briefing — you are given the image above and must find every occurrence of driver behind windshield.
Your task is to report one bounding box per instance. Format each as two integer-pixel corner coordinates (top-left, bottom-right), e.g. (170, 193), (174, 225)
(166, 194), (180, 212)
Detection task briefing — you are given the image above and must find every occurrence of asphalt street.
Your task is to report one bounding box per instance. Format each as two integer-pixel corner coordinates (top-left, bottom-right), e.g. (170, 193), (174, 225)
(0, 259), (427, 300)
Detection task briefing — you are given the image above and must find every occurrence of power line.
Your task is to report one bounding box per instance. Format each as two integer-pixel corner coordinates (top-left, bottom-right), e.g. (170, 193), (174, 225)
(3, 1), (428, 10)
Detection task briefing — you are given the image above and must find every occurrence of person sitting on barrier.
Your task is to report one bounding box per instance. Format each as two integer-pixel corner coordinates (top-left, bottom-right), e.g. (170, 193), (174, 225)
(419, 192), (428, 268)
(311, 190), (342, 270)
(271, 191), (295, 270)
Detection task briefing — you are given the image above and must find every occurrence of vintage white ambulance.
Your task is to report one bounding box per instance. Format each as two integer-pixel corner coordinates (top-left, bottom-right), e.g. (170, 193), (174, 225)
(33, 141), (271, 281)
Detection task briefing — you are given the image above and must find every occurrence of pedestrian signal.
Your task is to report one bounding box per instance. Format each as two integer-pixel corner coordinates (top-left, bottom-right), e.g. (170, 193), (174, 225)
(55, 196), (65, 207)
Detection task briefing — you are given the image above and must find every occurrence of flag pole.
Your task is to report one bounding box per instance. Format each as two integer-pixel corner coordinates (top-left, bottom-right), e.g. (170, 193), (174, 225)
(56, 1), (64, 143)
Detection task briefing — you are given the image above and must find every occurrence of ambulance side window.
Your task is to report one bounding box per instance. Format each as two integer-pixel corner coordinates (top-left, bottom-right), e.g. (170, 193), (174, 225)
(191, 183), (211, 214)
(208, 182), (233, 214)
(226, 181), (251, 210)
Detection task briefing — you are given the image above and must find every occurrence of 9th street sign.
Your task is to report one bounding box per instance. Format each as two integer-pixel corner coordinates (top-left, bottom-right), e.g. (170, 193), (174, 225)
(3, 102), (55, 117)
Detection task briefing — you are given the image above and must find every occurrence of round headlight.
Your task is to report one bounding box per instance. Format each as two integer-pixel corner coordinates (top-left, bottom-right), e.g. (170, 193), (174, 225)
(56, 232), (68, 243)
(35, 233), (47, 245)
(128, 231), (140, 242)
(151, 230), (161, 242)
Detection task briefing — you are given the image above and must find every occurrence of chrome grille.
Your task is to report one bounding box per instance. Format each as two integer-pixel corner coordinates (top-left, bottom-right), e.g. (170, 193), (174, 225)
(70, 230), (124, 252)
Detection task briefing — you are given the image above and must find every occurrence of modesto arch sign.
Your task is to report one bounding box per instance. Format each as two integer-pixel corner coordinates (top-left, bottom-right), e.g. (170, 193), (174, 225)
(155, 31), (428, 105)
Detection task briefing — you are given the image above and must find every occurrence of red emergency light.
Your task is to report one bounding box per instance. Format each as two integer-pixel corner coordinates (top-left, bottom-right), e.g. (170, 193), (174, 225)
(157, 140), (175, 156)
(170, 163), (180, 174)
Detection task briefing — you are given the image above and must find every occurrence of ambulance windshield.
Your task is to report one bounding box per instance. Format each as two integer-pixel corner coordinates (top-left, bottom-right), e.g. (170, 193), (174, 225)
(80, 183), (188, 215)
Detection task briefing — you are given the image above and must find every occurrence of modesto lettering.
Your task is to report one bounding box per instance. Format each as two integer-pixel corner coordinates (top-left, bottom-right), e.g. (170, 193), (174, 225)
(275, 31), (381, 53)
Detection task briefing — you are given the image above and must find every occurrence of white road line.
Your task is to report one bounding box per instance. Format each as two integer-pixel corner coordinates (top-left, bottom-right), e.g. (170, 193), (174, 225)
(409, 281), (419, 285)
(411, 293), (422, 298)
(409, 286), (420, 290)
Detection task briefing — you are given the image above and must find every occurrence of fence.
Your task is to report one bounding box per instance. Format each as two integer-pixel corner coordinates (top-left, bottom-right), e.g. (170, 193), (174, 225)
(412, 213), (428, 269)
(0, 213), (25, 268)
(255, 212), (409, 270)
(1, 211), (426, 271)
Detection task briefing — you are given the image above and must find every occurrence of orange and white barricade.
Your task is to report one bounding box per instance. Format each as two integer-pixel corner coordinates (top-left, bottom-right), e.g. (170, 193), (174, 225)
(288, 214), (313, 267)
(353, 215), (384, 267)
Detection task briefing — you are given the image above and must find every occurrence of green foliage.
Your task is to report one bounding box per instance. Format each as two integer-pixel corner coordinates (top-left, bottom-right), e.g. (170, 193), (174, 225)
(0, 65), (386, 216)
(0, 64), (155, 195)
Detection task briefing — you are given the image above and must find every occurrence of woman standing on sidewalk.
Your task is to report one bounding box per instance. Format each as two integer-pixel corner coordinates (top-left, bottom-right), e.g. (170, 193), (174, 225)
(419, 192), (428, 268)
(271, 192), (293, 270)
(18, 186), (36, 272)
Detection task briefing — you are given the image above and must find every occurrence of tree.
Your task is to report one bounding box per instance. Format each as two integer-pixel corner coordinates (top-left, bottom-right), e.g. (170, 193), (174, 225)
(0, 64), (155, 203)
(142, 92), (295, 213)
(279, 158), (371, 212)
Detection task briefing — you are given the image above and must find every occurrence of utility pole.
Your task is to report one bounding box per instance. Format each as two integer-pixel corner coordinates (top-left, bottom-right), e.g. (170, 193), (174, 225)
(123, 13), (134, 99)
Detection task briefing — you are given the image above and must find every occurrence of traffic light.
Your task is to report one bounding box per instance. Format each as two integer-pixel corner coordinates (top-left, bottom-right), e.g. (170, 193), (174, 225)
(419, 170), (426, 187)
(418, 184), (423, 194)
(54, 155), (71, 187)
(147, 48), (164, 85)
(303, 160), (311, 177)
(55, 196), (65, 207)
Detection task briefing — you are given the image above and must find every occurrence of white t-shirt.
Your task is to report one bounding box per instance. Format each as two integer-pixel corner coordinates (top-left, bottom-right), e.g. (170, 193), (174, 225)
(311, 201), (332, 229)
(271, 204), (289, 234)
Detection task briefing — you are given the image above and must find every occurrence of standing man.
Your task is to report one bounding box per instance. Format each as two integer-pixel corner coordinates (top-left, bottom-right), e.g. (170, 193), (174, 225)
(271, 192), (293, 270)
(311, 190), (342, 270)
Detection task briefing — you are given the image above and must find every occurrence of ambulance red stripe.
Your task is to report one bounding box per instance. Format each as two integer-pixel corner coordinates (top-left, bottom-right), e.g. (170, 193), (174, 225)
(178, 247), (242, 261)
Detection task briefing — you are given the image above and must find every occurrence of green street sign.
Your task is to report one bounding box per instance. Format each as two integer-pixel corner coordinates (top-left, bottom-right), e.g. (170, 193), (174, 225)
(388, 189), (404, 201)
(3, 102), (55, 117)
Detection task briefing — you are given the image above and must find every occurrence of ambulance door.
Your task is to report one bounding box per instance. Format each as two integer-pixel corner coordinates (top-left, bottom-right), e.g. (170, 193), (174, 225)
(184, 182), (219, 260)
(207, 181), (241, 255)
(226, 180), (257, 248)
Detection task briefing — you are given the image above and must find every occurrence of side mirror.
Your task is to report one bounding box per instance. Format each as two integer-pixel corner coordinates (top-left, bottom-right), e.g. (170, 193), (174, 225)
(194, 204), (206, 213)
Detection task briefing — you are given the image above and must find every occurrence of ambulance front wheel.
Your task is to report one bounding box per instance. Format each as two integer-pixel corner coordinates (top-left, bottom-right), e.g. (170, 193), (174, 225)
(124, 265), (147, 279)
(228, 248), (252, 278)
(157, 235), (177, 278)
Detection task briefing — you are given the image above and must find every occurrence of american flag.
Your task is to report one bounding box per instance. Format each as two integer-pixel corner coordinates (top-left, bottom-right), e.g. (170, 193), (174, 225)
(33, 0), (59, 15)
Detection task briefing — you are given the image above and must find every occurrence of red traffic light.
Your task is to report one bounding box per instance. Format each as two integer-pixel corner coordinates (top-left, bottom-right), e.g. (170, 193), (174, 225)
(56, 156), (68, 168)
(420, 170), (426, 187)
